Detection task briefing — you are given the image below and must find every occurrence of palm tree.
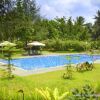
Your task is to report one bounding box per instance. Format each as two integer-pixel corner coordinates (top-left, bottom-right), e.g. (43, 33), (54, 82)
(93, 10), (100, 40)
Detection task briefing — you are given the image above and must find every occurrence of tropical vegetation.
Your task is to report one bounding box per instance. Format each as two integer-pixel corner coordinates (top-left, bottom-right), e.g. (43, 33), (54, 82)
(0, 0), (100, 99)
(0, 0), (100, 52)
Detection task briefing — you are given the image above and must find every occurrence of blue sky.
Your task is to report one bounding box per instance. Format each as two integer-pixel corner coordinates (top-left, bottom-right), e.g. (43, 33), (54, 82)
(36, 0), (100, 23)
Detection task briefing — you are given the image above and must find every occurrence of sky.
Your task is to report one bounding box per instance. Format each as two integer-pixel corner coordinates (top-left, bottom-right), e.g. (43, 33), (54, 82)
(36, 0), (100, 23)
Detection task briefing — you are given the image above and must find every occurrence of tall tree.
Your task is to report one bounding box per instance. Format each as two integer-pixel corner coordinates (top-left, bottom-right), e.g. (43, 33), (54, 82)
(0, 0), (12, 41)
(66, 17), (73, 39)
(74, 16), (89, 40)
(93, 10), (100, 40)
(0, 0), (40, 44)
(15, 0), (40, 46)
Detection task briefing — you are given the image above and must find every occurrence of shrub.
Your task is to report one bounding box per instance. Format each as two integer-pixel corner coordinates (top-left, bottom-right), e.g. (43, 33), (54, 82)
(91, 41), (100, 49)
(66, 40), (91, 51)
(76, 62), (94, 72)
(63, 55), (73, 79)
(45, 39), (64, 51)
(63, 65), (73, 79)
(69, 85), (98, 100)
(45, 39), (91, 51)
(16, 41), (24, 48)
(0, 85), (99, 99)
(35, 87), (69, 100)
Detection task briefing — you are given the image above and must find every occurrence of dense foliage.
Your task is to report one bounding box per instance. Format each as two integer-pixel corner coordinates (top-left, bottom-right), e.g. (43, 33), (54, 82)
(45, 39), (91, 51)
(0, 1), (100, 51)
(0, 0), (40, 45)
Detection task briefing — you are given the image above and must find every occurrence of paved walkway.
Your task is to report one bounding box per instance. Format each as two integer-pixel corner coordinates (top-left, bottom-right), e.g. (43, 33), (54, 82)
(94, 60), (100, 63)
(12, 66), (65, 76)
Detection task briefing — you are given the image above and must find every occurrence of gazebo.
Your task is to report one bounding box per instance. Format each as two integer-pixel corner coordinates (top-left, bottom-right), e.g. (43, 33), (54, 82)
(27, 41), (45, 55)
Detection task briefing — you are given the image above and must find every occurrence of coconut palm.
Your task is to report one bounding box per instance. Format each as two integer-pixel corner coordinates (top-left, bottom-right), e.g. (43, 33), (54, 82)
(93, 10), (100, 40)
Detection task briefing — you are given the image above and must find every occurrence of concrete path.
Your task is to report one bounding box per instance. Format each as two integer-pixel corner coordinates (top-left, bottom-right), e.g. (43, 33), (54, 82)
(12, 66), (65, 76)
(94, 60), (100, 64)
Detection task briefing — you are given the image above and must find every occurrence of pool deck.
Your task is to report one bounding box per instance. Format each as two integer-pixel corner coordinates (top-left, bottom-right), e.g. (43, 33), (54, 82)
(13, 53), (93, 59)
(12, 66), (65, 76)
(0, 60), (100, 76)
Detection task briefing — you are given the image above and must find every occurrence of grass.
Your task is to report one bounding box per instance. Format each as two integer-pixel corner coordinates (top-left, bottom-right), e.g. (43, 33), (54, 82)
(0, 64), (100, 97)
(0, 58), (99, 98)
(42, 50), (84, 55)
(25, 64), (100, 90)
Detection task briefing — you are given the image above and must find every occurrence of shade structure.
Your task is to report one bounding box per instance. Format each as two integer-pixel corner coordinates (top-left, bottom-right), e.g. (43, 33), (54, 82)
(27, 41), (45, 46)
(0, 41), (16, 47)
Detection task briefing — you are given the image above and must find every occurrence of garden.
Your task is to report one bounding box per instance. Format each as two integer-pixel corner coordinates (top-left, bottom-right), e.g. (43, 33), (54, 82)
(0, 0), (100, 99)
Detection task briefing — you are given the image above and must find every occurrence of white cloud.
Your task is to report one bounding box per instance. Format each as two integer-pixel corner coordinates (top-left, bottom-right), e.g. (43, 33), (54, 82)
(36, 0), (100, 23)
(41, 4), (70, 19)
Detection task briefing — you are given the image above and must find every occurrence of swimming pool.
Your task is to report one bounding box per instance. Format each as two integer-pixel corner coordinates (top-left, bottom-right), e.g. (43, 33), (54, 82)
(0, 54), (100, 70)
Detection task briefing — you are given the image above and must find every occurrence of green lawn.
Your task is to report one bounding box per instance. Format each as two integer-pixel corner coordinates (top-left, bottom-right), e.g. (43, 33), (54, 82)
(26, 64), (100, 91)
(0, 64), (100, 99)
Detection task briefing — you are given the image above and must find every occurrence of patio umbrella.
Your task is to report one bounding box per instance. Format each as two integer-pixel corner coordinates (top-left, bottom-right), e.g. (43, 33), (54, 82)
(0, 41), (16, 47)
(0, 41), (16, 55)
(27, 41), (45, 46)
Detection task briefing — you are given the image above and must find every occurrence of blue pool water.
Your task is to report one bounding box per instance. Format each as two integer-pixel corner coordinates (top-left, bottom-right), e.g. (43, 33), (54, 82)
(0, 54), (100, 70)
